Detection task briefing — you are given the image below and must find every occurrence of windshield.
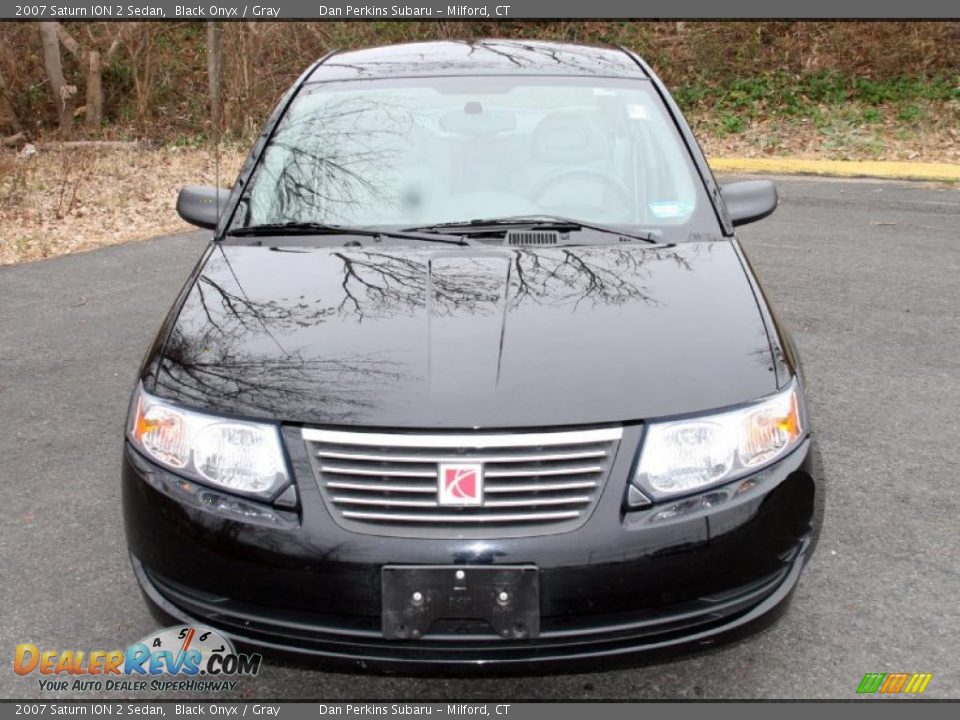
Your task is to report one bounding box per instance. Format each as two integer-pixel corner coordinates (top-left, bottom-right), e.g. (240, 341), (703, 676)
(233, 76), (719, 240)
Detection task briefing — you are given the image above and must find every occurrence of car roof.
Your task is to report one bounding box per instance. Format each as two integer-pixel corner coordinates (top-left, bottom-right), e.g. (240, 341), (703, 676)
(305, 40), (648, 84)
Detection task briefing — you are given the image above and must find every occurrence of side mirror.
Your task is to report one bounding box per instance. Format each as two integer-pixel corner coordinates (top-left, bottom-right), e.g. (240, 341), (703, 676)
(176, 185), (231, 230)
(720, 180), (778, 227)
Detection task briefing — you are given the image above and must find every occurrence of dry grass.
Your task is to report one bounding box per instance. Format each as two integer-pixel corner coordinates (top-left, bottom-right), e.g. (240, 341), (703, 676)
(1, 22), (956, 266)
(0, 144), (243, 265)
(1, 103), (957, 266)
(693, 101), (960, 162)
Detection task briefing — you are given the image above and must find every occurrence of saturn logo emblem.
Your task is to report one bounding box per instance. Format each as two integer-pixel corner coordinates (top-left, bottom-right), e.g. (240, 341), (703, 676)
(437, 463), (484, 506)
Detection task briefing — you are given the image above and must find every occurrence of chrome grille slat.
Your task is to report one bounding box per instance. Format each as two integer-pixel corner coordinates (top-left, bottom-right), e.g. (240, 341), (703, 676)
(303, 427), (623, 537)
(320, 465), (437, 478)
(483, 495), (592, 508)
(316, 449), (609, 464)
(325, 481), (436, 493)
(484, 465), (605, 478)
(302, 427), (621, 448)
(322, 465), (604, 479)
(483, 481), (599, 493)
(330, 495), (594, 509)
(331, 496), (440, 508)
(340, 510), (583, 523)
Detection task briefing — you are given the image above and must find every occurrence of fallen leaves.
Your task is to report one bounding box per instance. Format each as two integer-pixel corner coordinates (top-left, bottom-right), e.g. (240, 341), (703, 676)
(1, 117), (958, 267)
(1, 144), (244, 265)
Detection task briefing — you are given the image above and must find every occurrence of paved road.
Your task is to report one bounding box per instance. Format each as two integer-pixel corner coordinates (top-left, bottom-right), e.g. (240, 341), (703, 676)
(1, 177), (958, 700)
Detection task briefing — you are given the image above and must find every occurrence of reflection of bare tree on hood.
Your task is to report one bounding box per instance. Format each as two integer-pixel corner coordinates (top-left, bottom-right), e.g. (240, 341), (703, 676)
(329, 245), (699, 320)
(332, 251), (505, 320)
(195, 273), (336, 335)
(156, 248), (405, 420)
(153, 242), (706, 415)
(155, 325), (402, 422)
(190, 241), (706, 333)
(510, 247), (693, 310)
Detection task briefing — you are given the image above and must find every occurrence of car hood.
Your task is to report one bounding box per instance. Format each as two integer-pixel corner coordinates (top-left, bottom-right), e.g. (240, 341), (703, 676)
(148, 241), (777, 428)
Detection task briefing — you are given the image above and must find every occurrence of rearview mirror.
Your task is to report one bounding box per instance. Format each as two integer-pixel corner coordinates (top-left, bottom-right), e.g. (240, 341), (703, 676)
(720, 180), (778, 227)
(176, 185), (231, 230)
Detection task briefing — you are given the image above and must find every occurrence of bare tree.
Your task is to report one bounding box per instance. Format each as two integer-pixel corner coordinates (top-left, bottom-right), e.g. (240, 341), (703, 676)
(118, 22), (155, 131)
(206, 21), (223, 136)
(0, 68), (22, 134)
(56, 23), (125, 130)
(39, 22), (75, 138)
(39, 22), (126, 134)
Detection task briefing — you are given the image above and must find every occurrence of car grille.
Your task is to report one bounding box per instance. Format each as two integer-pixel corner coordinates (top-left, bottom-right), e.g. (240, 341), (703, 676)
(301, 427), (623, 537)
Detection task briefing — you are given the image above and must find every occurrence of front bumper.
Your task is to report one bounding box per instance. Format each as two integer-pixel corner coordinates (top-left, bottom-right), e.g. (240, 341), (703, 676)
(122, 433), (823, 672)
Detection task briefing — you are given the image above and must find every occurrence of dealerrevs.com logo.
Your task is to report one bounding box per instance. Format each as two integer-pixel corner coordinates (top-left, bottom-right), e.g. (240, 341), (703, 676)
(14, 626), (261, 692)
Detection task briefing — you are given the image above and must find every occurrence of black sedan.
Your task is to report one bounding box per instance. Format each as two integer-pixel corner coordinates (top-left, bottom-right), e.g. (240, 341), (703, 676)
(123, 40), (824, 671)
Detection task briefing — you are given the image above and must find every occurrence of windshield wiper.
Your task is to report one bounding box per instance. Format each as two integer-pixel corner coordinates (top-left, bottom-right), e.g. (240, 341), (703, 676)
(406, 215), (662, 244)
(225, 222), (477, 246)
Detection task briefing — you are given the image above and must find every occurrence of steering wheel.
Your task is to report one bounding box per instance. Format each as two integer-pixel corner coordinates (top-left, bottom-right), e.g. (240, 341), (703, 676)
(530, 169), (633, 217)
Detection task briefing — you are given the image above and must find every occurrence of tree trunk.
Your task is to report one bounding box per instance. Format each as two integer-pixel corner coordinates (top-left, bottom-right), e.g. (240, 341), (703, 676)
(3, 131), (26, 146)
(40, 22), (74, 138)
(85, 50), (103, 129)
(206, 22), (222, 135)
(0, 68), (22, 133)
(57, 23), (115, 131)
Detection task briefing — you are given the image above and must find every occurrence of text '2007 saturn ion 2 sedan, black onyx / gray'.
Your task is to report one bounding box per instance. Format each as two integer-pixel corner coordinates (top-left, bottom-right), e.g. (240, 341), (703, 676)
(123, 40), (824, 672)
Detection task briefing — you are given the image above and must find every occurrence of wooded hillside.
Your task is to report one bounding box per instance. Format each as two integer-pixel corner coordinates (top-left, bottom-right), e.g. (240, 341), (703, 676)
(1, 21), (957, 141)
(2, 21), (958, 266)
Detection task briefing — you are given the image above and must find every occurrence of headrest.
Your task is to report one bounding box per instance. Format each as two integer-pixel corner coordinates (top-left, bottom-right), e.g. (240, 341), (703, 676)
(532, 114), (608, 164)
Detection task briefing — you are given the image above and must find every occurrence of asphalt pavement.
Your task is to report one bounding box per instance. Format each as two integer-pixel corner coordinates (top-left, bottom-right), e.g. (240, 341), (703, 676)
(1, 176), (958, 699)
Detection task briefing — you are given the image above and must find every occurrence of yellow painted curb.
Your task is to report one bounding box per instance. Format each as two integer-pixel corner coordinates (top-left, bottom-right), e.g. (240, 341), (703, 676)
(710, 157), (960, 182)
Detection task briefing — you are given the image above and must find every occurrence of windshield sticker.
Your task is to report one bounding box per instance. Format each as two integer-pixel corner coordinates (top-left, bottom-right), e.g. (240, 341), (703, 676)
(649, 201), (693, 218)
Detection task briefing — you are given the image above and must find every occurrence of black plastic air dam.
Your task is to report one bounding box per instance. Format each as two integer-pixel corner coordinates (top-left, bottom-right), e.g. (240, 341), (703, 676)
(131, 544), (805, 672)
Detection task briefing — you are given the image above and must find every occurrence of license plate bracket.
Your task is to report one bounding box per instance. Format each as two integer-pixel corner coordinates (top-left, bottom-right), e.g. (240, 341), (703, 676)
(381, 565), (539, 640)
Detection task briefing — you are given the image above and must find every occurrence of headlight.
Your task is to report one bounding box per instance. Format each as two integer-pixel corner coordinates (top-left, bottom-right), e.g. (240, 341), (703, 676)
(128, 385), (290, 501)
(634, 382), (804, 499)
